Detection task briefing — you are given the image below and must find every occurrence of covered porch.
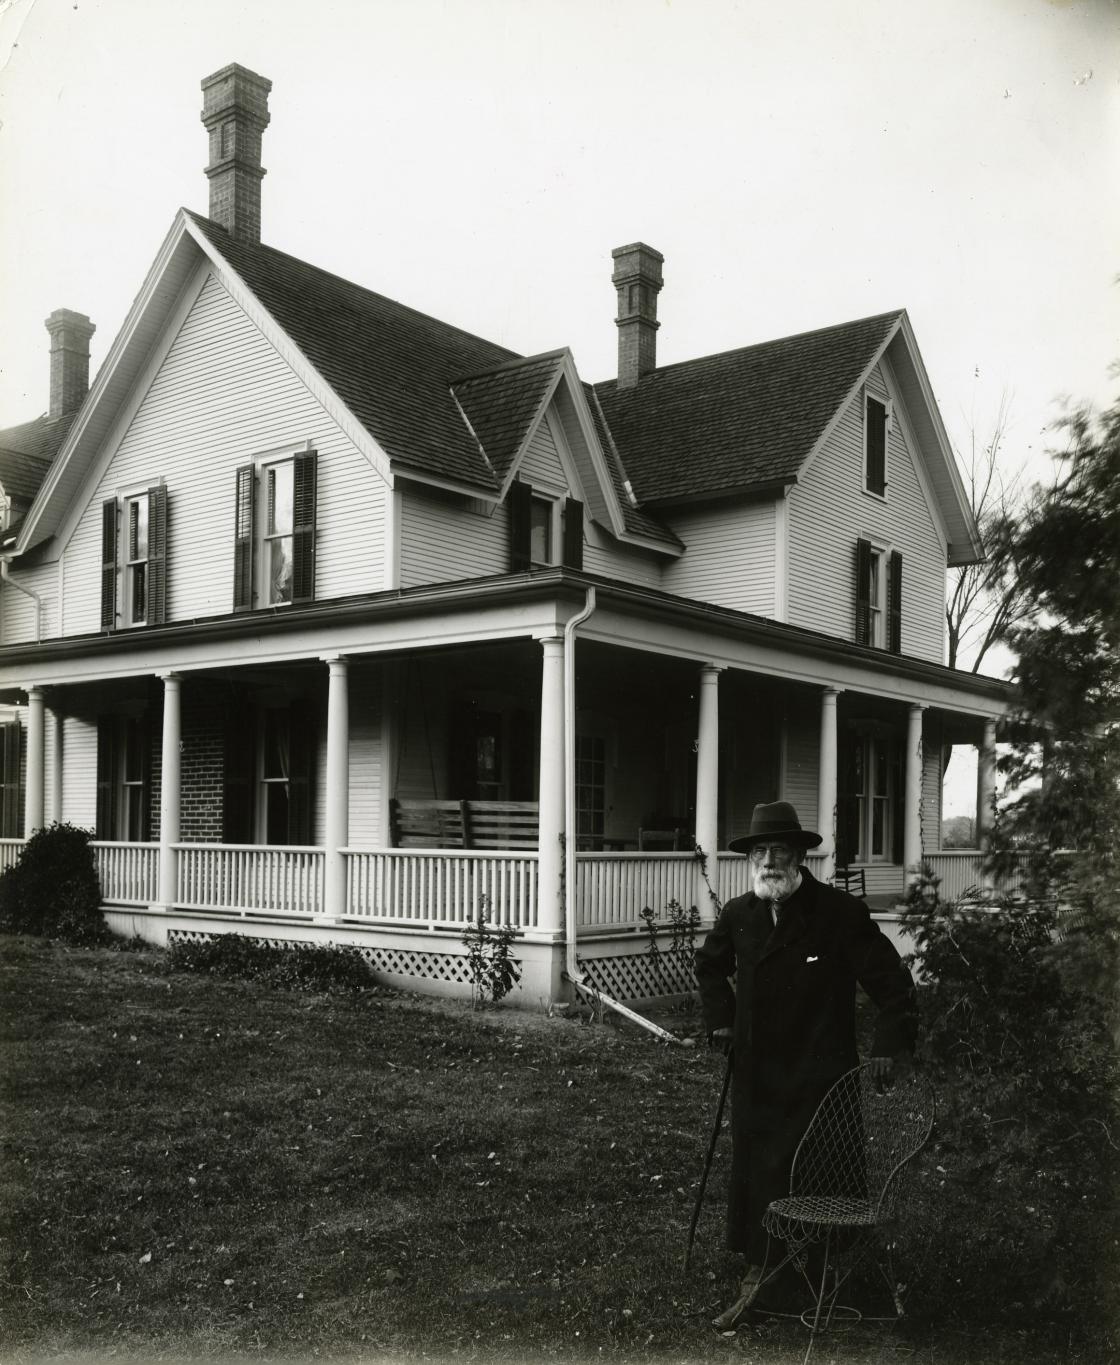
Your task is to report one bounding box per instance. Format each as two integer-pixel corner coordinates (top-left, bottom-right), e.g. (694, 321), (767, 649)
(0, 572), (1014, 1003)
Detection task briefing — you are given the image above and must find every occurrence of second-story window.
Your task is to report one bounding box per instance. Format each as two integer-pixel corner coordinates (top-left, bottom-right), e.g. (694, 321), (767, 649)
(233, 448), (317, 612)
(508, 477), (584, 572)
(855, 538), (902, 653)
(99, 486), (168, 631)
(529, 495), (554, 565)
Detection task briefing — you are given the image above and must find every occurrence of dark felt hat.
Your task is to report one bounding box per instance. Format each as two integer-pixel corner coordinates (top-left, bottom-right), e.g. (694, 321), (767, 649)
(727, 800), (823, 854)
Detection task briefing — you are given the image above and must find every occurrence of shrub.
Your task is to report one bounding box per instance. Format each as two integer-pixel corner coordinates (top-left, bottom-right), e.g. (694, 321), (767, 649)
(460, 902), (521, 1007)
(0, 823), (107, 946)
(898, 866), (1120, 1327)
(167, 934), (376, 993)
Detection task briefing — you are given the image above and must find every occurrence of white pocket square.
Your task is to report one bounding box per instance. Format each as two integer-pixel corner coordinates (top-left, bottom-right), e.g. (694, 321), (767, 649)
(806, 955), (819, 963)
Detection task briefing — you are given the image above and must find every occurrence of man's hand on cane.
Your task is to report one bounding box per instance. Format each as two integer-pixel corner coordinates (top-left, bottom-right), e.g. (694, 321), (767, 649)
(710, 1026), (734, 1056)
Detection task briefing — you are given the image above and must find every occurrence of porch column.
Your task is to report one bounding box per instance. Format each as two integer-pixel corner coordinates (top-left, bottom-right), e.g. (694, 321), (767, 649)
(24, 686), (45, 837)
(978, 717), (998, 889)
(537, 636), (565, 937)
(50, 709), (63, 825)
(694, 665), (722, 902)
(322, 656), (350, 921)
(903, 702), (926, 881)
(816, 687), (840, 880)
(157, 673), (181, 912)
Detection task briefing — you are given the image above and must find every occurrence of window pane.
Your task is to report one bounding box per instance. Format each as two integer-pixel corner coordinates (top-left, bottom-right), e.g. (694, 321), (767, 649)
(530, 498), (552, 563)
(123, 718), (144, 782)
(268, 464), (294, 535)
(874, 743), (889, 795)
(130, 564), (147, 623)
(268, 537), (293, 604)
(872, 797), (886, 856)
(129, 498), (148, 560)
(265, 782), (290, 845)
(262, 710), (289, 780)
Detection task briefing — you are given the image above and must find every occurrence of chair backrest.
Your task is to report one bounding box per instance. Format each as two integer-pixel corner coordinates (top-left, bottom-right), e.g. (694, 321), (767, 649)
(788, 1063), (935, 1217)
(832, 866), (867, 898)
(638, 827), (683, 851)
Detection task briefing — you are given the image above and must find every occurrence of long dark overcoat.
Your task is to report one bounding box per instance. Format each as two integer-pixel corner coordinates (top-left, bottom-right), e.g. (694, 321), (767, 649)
(694, 866), (917, 1258)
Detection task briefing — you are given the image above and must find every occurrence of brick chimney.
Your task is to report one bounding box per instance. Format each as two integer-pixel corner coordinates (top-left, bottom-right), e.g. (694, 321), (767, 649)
(201, 63), (272, 243)
(44, 309), (96, 419)
(612, 243), (664, 387)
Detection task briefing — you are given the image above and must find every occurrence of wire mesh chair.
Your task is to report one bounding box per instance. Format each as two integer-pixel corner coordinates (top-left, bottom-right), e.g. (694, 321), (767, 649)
(762, 1062), (935, 1360)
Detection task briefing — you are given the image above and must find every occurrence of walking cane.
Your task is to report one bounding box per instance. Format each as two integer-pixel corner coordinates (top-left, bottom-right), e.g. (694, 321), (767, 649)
(683, 1046), (733, 1272)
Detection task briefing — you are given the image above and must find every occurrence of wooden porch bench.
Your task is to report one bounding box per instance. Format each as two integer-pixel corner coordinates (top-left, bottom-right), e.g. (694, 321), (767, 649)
(389, 798), (539, 850)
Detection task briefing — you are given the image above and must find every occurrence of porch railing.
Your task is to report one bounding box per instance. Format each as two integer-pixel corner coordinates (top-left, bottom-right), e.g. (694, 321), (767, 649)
(576, 853), (707, 930)
(93, 841), (160, 906)
(0, 837), (26, 875)
(344, 849), (539, 930)
(175, 844), (325, 918)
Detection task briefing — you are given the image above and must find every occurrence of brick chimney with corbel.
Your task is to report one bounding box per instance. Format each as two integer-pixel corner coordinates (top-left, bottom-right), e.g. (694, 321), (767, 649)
(44, 309), (96, 419)
(612, 243), (664, 387)
(201, 63), (273, 243)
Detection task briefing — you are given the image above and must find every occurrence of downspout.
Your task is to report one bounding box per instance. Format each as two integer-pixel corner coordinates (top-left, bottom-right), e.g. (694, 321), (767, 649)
(1, 558), (43, 643)
(562, 586), (680, 1045)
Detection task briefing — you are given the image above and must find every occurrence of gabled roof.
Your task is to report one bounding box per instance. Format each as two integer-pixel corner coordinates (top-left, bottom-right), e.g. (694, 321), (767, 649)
(0, 413), (77, 500)
(451, 351), (566, 485)
(594, 312), (903, 504)
(187, 212), (517, 491)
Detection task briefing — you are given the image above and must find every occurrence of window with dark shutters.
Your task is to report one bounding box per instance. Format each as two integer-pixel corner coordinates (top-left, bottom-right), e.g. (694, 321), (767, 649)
(865, 395), (887, 495)
(563, 496), (584, 571)
(291, 450), (317, 604)
(145, 485), (168, 625)
(887, 550), (903, 654)
(854, 538), (872, 646)
(233, 464), (256, 612)
(509, 478), (532, 571)
(287, 702), (314, 845)
(0, 722), (22, 837)
(100, 499), (118, 630)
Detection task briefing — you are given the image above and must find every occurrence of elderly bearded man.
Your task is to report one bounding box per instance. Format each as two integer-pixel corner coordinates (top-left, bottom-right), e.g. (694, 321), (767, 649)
(695, 801), (918, 1329)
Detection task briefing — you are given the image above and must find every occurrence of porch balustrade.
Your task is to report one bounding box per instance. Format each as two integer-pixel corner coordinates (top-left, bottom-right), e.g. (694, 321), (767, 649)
(344, 849), (539, 930)
(576, 852), (708, 930)
(93, 841), (160, 906)
(175, 844), (325, 918)
(0, 838), (26, 875)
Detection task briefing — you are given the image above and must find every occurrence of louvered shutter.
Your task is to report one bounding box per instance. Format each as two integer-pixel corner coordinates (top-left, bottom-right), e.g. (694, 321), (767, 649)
(866, 396), (887, 495)
(145, 485), (168, 625)
(854, 538), (872, 646)
(222, 697), (254, 843)
(100, 499), (118, 631)
(95, 717), (116, 838)
(287, 701), (313, 845)
(887, 550), (903, 654)
(562, 496), (584, 571)
(891, 742), (905, 865)
(291, 450), (318, 605)
(1, 723), (21, 837)
(233, 465), (256, 612)
(509, 479), (531, 571)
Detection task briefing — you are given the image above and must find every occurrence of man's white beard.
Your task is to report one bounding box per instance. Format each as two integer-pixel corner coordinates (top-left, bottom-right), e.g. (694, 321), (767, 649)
(752, 864), (801, 904)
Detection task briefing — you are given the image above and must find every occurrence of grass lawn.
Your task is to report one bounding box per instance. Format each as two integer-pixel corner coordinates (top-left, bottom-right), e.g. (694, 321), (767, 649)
(0, 934), (1110, 1364)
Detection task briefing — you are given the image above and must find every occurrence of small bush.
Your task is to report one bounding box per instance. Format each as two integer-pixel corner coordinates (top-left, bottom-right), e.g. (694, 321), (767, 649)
(897, 866), (1120, 1328)
(461, 902), (521, 1007)
(167, 933), (376, 994)
(0, 823), (107, 946)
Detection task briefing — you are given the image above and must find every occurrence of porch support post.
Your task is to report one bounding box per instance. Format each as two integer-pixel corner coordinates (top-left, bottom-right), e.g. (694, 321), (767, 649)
(24, 686), (45, 837)
(978, 717), (998, 890)
(322, 656), (350, 921)
(50, 708), (63, 825)
(157, 673), (181, 912)
(694, 665), (722, 903)
(903, 702), (926, 882)
(537, 636), (565, 939)
(816, 687), (840, 881)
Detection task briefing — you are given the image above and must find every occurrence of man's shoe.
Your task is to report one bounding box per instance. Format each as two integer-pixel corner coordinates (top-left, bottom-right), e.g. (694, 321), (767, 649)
(711, 1264), (766, 1331)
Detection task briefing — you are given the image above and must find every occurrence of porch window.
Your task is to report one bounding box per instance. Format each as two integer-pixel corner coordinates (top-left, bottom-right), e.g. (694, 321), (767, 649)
(576, 733), (606, 849)
(839, 729), (898, 865)
(223, 700), (314, 847)
(99, 486), (167, 631)
(96, 715), (151, 841)
(0, 720), (22, 837)
(855, 539), (902, 653)
(233, 449), (317, 612)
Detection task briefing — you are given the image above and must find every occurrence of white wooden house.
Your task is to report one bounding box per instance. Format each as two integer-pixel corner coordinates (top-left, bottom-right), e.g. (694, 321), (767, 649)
(0, 65), (1015, 1005)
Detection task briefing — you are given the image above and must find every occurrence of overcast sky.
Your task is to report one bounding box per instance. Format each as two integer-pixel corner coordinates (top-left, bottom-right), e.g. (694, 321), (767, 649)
(1, 0), (1115, 473)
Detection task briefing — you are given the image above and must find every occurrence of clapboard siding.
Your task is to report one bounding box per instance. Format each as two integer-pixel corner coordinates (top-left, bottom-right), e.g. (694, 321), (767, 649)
(582, 535), (664, 589)
(348, 664), (384, 846)
(60, 271), (386, 635)
(782, 692), (819, 819)
(922, 719), (944, 854)
(519, 421), (566, 487)
(61, 716), (97, 829)
(0, 561), (58, 644)
(398, 485), (507, 587)
(662, 499), (776, 615)
(787, 362), (946, 663)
